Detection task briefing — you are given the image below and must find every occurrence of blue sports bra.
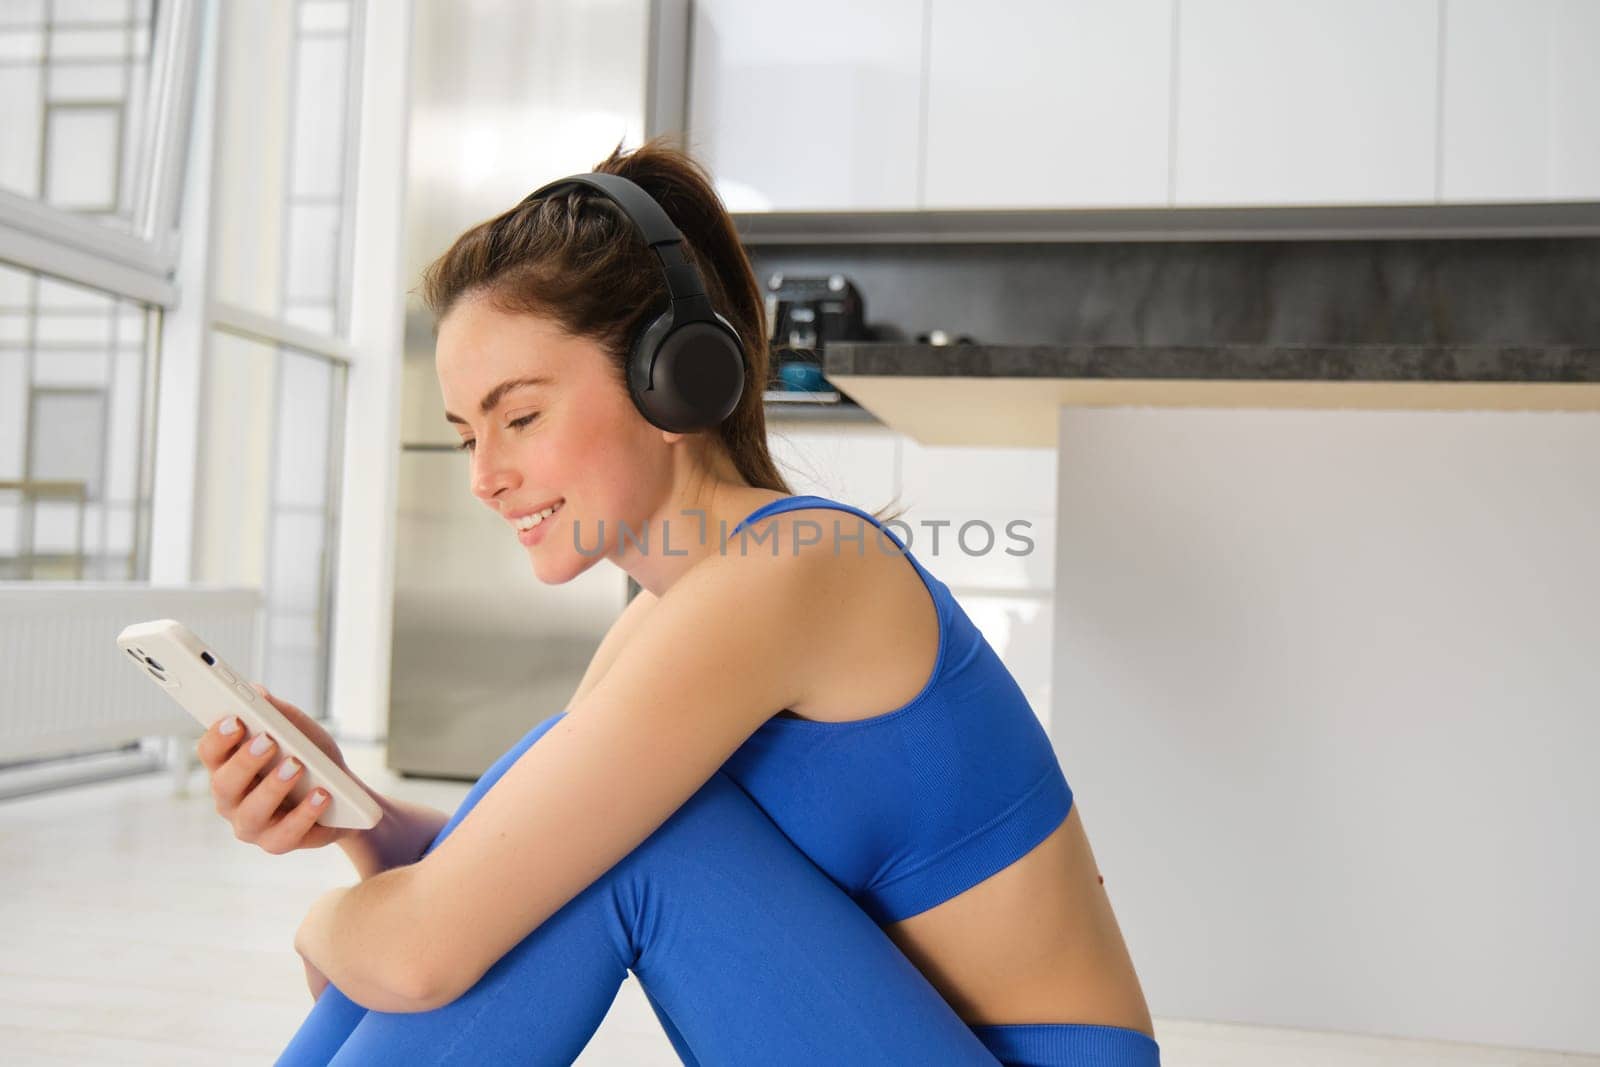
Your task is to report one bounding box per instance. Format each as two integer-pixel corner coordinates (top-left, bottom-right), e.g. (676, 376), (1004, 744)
(717, 493), (1074, 925)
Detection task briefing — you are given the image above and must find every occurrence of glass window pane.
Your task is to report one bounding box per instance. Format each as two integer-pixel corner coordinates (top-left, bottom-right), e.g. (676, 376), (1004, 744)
(48, 29), (128, 62)
(212, 0), (360, 336)
(0, 3), (46, 28)
(0, 28), (43, 61)
(30, 390), (107, 499)
(273, 350), (334, 510)
(284, 202), (340, 305)
(31, 498), (84, 554)
(32, 350), (109, 385)
(290, 36), (349, 200)
(299, 1), (349, 33)
(197, 330), (347, 719)
(54, 1), (133, 22)
(45, 106), (123, 211)
(264, 639), (321, 719)
(48, 63), (128, 101)
(0, 263), (156, 581)
(0, 0), (160, 232)
(269, 511), (325, 616)
(194, 332), (276, 590)
(0, 350), (24, 477)
(0, 68), (44, 197)
(283, 303), (335, 335)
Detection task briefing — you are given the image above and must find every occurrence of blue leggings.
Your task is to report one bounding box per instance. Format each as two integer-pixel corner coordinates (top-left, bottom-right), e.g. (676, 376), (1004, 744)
(276, 713), (1161, 1066)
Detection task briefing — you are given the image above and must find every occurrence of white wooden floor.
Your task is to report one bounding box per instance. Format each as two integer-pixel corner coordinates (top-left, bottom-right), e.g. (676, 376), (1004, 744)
(2, 739), (1594, 1067)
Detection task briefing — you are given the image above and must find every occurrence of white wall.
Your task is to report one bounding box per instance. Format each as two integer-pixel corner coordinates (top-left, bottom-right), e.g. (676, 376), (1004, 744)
(1052, 405), (1600, 1054)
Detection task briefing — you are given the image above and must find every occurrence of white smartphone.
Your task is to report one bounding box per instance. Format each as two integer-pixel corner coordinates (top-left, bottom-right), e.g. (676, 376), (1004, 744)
(116, 619), (382, 830)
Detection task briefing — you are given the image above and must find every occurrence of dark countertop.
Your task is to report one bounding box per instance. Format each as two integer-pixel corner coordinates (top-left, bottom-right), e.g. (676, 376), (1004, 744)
(818, 343), (1600, 446)
(824, 343), (1600, 383)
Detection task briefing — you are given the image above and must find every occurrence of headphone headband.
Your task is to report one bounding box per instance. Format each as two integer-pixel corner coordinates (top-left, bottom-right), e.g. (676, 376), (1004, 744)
(518, 170), (746, 434)
(524, 172), (709, 310)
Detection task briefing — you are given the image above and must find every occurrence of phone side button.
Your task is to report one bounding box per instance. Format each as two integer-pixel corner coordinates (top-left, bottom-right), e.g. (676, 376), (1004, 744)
(215, 666), (237, 685)
(234, 682), (256, 702)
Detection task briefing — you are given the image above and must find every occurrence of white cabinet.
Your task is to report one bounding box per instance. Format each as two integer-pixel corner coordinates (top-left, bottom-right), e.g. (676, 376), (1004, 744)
(765, 424), (900, 509)
(897, 439), (1058, 729)
(922, 0), (1174, 209)
(1173, 0), (1439, 206)
(686, 0), (924, 211)
(689, 0), (1598, 213)
(762, 425), (1058, 727)
(1440, 0), (1600, 202)
(896, 440), (1056, 592)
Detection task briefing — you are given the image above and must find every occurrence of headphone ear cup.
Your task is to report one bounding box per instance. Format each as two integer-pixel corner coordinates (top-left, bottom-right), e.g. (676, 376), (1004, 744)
(628, 308), (674, 424)
(630, 310), (746, 433)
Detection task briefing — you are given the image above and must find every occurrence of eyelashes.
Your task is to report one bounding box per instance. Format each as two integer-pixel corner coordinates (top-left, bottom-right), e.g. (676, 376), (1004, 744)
(457, 414), (537, 453)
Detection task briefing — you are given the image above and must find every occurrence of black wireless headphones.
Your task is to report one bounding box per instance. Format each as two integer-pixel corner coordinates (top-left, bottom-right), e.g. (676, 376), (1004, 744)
(520, 171), (746, 434)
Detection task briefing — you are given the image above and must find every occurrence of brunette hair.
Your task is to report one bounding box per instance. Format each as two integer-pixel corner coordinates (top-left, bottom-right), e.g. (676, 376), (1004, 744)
(420, 136), (909, 526)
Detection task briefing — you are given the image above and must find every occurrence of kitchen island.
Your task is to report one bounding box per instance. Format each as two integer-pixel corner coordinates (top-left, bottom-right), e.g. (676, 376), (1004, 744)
(823, 342), (1600, 446)
(822, 341), (1600, 1055)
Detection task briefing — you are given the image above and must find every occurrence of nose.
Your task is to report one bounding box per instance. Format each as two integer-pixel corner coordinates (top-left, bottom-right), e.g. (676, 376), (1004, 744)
(469, 436), (521, 502)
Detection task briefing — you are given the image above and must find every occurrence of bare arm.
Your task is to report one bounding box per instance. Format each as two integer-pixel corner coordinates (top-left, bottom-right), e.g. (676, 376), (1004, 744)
(566, 585), (658, 707)
(294, 547), (816, 1010)
(295, 586), (666, 1006)
(331, 596), (666, 888)
(337, 792), (452, 881)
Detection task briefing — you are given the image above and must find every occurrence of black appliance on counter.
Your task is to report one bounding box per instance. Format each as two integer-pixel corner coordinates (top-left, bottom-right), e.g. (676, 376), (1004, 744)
(765, 272), (868, 357)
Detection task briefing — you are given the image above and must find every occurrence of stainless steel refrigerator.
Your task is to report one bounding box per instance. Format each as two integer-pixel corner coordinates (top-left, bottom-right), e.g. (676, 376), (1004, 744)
(387, 0), (674, 778)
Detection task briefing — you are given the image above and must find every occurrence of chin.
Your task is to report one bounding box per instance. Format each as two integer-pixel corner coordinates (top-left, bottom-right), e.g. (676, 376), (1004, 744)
(529, 548), (597, 587)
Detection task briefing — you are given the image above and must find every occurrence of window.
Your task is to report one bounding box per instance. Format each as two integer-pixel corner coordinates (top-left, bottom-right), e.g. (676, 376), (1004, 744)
(0, 262), (158, 580)
(0, 0), (197, 267)
(210, 0), (362, 335)
(0, 0), (161, 230)
(199, 0), (365, 714)
(196, 330), (347, 717)
(1, 0), (368, 726)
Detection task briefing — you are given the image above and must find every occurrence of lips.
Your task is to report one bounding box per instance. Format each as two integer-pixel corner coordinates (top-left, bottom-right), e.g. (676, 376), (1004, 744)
(505, 498), (564, 521)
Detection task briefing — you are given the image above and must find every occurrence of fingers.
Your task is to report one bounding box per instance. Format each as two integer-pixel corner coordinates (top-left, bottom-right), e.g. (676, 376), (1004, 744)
(205, 721), (281, 820)
(195, 712), (246, 773)
(258, 785), (333, 856)
(191, 681), (334, 854)
(228, 735), (303, 840)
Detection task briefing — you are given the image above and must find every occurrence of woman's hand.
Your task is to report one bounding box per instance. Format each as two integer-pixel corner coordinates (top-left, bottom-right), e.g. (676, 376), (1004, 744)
(195, 683), (361, 854)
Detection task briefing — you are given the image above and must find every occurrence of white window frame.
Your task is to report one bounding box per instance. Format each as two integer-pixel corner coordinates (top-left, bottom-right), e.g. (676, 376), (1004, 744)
(155, 0), (411, 743)
(0, 0), (203, 305)
(2, 0), (411, 743)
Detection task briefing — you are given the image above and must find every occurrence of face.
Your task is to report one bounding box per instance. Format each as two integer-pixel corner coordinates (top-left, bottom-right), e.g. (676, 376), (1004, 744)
(436, 294), (677, 583)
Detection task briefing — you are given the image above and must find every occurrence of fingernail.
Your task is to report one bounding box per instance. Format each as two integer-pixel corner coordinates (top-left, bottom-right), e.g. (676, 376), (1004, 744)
(219, 716), (238, 735)
(311, 790), (327, 806)
(277, 759), (299, 780)
(250, 734), (273, 756)
(253, 682), (269, 697)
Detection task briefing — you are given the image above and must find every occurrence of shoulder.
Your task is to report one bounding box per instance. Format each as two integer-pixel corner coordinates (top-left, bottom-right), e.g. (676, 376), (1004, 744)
(710, 503), (887, 579)
(703, 504), (905, 640)
(720, 506), (897, 579)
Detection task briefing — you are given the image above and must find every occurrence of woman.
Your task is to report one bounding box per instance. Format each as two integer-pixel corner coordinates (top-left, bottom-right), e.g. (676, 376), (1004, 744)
(197, 137), (1158, 1066)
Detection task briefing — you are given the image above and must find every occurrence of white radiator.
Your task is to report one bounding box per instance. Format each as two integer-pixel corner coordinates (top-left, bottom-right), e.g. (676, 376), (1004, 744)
(0, 583), (260, 762)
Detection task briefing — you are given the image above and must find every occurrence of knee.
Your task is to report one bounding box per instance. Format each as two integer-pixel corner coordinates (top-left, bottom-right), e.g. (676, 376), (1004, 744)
(610, 770), (773, 876)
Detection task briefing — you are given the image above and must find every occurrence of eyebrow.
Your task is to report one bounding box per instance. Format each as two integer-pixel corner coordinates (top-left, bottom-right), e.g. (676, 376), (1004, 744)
(444, 375), (554, 425)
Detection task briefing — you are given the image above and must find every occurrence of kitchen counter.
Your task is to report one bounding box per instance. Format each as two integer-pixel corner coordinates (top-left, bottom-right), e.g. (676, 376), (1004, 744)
(823, 342), (1600, 446)
(762, 388), (879, 424)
